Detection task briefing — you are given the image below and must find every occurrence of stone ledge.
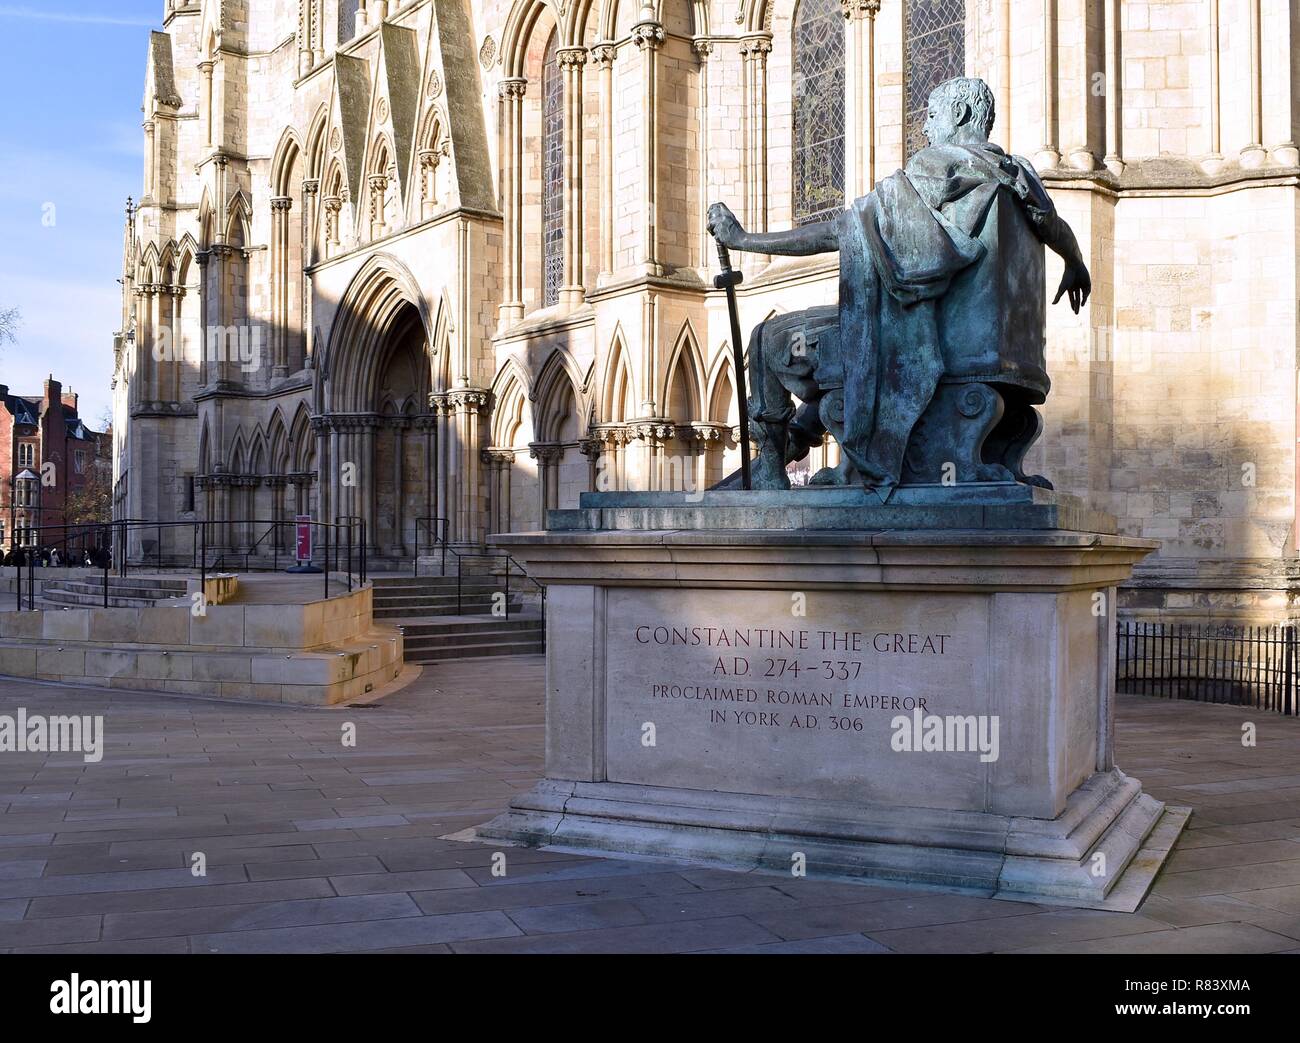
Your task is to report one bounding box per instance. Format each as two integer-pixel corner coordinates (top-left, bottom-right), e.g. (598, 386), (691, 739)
(471, 769), (1188, 912)
(0, 626), (403, 706)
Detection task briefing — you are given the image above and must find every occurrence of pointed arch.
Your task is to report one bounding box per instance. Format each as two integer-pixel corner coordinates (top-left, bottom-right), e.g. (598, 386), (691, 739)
(197, 188), (216, 248)
(599, 326), (637, 424)
(271, 128), (304, 197)
(248, 428), (268, 476)
(662, 320), (706, 423)
(502, 0), (561, 77)
(138, 241), (161, 285)
(228, 429), (248, 475)
(267, 407), (290, 474)
(534, 347), (586, 442)
(325, 253), (433, 413)
(706, 347), (739, 426)
(198, 416), (212, 473)
(305, 104), (330, 180)
(289, 402), (314, 472)
(176, 233), (200, 284)
(224, 189), (253, 246)
(491, 360), (532, 447)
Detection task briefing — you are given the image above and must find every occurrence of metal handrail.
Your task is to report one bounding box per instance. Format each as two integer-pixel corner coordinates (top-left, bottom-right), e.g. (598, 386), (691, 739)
(7, 517), (367, 609)
(413, 516), (449, 577)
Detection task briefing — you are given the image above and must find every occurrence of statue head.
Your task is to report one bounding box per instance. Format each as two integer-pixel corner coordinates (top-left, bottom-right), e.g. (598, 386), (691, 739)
(924, 77), (996, 147)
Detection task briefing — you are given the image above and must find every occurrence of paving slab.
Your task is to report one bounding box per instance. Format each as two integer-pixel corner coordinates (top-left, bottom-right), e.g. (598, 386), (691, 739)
(4, 665), (1300, 953)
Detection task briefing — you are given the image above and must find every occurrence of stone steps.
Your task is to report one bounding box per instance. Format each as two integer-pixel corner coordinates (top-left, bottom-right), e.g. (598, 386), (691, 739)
(371, 576), (543, 659)
(39, 577), (189, 609)
(399, 619), (545, 662)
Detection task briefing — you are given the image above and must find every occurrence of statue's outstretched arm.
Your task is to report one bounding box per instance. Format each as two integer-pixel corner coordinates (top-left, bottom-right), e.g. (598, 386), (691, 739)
(707, 202), (839, 257)
(1036, 211), (1092, 314)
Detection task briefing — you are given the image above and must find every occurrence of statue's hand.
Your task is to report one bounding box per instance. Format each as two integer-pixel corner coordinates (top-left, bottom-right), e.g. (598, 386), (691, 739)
(708, 202), (746, 251)
(1052, 260), (1092, 314)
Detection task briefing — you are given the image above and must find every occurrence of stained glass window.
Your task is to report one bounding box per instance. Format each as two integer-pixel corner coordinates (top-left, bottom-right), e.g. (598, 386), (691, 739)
(905, 0), (967, 158)
(542, 31), (565, 309)
(793, 0), (846, 226)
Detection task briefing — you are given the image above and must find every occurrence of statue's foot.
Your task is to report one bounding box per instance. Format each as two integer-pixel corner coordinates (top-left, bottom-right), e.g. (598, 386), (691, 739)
(753, 454), (791, 490)
(1021, 473), (1054, 490)
(809, 458), (857, 487)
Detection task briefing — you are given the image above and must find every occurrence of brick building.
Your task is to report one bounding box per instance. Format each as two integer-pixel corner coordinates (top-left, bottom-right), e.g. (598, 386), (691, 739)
(0, 377), (110, 551)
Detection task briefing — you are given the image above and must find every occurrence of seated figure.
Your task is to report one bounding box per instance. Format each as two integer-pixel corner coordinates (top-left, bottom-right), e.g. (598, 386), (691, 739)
(708, 76), (1091, 493)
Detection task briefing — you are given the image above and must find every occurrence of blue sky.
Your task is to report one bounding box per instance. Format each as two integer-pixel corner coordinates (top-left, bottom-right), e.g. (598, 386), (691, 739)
(0, 1), (161, 426)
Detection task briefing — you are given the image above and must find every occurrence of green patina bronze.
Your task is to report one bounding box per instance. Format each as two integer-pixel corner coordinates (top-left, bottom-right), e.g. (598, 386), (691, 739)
(708, 77), (1091, 497)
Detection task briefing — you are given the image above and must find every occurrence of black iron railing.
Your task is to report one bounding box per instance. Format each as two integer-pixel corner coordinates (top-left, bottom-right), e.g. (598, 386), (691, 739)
(1117, 620), (1298, 715)
(413, 516), (544, 623)
(6, 517), (368, 610)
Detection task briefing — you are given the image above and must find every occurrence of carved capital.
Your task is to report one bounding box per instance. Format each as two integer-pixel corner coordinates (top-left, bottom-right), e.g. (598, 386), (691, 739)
(556, 47), (588, 71)
(591, 43), (617, 69)
(692, 38), (714, 60)
(739, 34), (773, 59)
(840, 0), (881, 17)
(301, 178), (320, 196)
(446, 388), (491, 412)
(270, 196), (293, 212)
(528, 442), (564, 464)
(631, 22), (665, 51)
(498, 77), (528, 101)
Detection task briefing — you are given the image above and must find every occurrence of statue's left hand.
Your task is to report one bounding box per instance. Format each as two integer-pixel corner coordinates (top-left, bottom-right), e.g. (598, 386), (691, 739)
(1052, 261), (1092, 314)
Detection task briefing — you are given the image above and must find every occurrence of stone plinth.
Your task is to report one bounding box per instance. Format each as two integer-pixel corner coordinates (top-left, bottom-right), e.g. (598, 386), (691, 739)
(474, 498), (1189, 910)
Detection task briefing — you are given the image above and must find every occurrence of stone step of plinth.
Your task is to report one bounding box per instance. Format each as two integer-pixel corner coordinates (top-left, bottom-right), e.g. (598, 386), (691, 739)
(403, 637), (545, 662)
(392, 616), (543, 638)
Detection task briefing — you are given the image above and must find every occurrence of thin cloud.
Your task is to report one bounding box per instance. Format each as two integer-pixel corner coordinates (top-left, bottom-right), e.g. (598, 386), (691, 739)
(0, 5), (155, 27)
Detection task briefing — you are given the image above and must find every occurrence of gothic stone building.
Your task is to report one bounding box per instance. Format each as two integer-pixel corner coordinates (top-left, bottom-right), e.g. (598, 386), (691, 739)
(113, 0), (1300, 623)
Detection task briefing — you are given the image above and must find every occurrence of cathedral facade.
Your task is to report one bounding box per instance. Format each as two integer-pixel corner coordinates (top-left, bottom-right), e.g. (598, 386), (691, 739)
(113, 0), (1300, 621)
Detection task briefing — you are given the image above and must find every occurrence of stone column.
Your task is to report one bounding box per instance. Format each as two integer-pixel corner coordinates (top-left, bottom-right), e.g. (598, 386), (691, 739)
(842, 2), (879, 196)
(327, 420), (340, 525)
(632, 20), (665, 277)
(557, 47), (588, 308)
(1242, 0), (1265, 167)
(323, 196), (342, 255)
(144, 121), (156, 199)
(270, 196), (293, 376)
(418, 148), (438, 218)
(368, 175), (388, 240)
(390, 419), (406, 555)
(1104, 0), (1124, 174)
(200, 61), (214, 148)
(498, 78), (527, 326)
(360, 418), (379, 554)
(298, 0), (313, 77)
(431, 394), (450, 539)
(740, 34), (772, 265)
(694, 38), (713, 271)
(196, 252), (211, 386)
(592, 43), (617, 281)
(170, 285), (184, 402)
(311, 0), (324, 67)
(447, 389), (489, 545)
(1035, 0), (1061, 169)
(302, 179), (320, 265)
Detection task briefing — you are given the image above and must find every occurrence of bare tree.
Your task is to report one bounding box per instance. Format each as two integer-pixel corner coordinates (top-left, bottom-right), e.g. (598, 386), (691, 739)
(0, 306), (19, 349)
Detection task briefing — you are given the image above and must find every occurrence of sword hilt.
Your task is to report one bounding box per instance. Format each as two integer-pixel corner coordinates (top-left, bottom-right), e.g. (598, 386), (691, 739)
(713, 234), (743, 290)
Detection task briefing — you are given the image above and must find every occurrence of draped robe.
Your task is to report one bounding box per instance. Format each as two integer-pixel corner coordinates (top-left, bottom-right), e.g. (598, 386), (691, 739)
(836, 142), (1057, 489)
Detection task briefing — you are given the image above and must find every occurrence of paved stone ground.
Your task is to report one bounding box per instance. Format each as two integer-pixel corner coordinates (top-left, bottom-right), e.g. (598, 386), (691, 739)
(1, 660), (1300, 953)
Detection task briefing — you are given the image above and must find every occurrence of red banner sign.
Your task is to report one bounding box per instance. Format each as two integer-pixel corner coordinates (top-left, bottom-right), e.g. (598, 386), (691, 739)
(295, 515), (312, 562)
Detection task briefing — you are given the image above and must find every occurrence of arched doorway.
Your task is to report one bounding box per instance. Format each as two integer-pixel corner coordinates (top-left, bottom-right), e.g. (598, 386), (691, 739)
(373, 304), (430, 556)
(323, 257), (462, 562)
